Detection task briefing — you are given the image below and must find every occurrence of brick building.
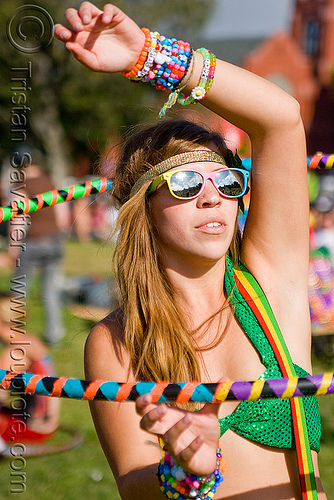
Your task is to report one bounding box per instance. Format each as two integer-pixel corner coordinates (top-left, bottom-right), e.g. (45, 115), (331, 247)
(243, 0), (334, 154)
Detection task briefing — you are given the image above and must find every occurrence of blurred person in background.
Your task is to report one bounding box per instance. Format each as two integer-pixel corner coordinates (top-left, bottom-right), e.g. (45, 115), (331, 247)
(8, 147), (65, 346)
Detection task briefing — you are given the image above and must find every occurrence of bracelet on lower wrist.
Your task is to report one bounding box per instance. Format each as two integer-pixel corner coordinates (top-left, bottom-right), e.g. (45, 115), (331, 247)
(157, 444), (225, 500)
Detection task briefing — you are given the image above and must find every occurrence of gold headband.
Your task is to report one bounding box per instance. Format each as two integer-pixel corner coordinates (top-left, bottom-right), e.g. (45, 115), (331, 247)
(129, 150), (227, 198)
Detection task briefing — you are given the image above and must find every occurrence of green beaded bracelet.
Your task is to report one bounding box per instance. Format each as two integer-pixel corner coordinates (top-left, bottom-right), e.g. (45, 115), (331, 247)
(177, 48), (216, 106)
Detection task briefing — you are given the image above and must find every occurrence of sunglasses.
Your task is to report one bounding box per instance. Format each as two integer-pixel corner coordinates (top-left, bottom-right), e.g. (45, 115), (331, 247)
(147, 167), (249, 200)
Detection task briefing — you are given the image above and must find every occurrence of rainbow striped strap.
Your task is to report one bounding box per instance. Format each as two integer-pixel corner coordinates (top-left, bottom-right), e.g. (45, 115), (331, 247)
(233, 262), (318, 500)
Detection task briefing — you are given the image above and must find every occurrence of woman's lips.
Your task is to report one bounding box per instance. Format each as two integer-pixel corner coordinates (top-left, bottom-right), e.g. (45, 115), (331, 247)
(196, 221), (227, 234)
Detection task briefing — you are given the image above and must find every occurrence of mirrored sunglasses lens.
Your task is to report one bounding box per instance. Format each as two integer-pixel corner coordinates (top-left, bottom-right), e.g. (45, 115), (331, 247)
(169, 171), (203, 198)
(215, 170), (245, 197)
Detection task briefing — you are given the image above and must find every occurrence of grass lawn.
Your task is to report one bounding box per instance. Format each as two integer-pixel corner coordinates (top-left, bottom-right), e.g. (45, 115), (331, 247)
(0, 238), (333, 499)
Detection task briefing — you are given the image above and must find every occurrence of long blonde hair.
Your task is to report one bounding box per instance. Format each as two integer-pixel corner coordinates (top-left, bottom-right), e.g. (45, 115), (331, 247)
(108, 119), (242, 382)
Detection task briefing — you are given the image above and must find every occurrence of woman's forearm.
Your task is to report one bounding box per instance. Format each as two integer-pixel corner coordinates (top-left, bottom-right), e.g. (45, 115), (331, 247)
(118, 464), (165, 500)
(185, 51), (302, 141)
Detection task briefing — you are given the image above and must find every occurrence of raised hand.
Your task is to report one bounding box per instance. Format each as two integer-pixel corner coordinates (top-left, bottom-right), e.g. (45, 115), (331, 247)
(136, 393), (222, 476)
(53, 2), (145, 73)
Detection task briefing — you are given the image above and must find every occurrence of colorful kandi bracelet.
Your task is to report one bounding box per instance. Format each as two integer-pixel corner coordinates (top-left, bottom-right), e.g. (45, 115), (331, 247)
(177, 48), (216, 106)
(122, 27), (152, 79)
(157, 445), (225, 499)
(122, 29), (216, 117)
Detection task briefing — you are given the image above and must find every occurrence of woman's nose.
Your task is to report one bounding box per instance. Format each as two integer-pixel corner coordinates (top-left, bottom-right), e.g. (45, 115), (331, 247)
(196, 179), (222, 207)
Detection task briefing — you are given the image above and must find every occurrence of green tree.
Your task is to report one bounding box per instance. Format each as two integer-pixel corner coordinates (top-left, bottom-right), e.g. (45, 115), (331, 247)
(0, 0), (213, 185)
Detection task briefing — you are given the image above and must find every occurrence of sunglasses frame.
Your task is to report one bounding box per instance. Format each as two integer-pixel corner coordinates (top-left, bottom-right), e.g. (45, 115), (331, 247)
(147, 167), (250, 200)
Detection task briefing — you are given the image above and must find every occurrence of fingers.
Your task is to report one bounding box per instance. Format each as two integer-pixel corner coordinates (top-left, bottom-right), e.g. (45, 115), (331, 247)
(136, 395), (189, 438)
(137, 395), (169, 435)
(175, 435), (204, 465)
(54, 3), (120, 42)
(140, 405), (168, 432)
(53, 6), (88, 42)
(162, 413), (195, 455)
(101, 3), (118, 24)
(136, 398), (217, 475)
(135, 393), (155, 416)
(64, 8), (84, 32)
(77, 2), (104, 26)
(136, 394), (168, 429)
(53, 24), (73, 42)
(64, 2), (117, 31)
(163, 417), (206, 471)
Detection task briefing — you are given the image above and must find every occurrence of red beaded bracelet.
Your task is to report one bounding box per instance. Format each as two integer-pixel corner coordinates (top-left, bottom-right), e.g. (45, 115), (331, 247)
(122, 27), (152, 79)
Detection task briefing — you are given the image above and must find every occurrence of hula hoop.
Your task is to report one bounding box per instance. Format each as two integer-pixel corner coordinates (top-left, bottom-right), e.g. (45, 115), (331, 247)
(0, 425), (83, 458)
(0, 178), (112, 223)
(0, 369), (333, 404)
(1, 154), (333, 223)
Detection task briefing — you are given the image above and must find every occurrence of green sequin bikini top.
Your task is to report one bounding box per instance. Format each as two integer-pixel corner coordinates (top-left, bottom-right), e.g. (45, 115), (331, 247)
(220, 255), (321, 452)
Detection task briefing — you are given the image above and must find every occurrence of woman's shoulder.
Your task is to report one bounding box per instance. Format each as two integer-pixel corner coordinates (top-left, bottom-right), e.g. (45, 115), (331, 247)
(89, 307), (124, 340)
(85, 307), (130, 380)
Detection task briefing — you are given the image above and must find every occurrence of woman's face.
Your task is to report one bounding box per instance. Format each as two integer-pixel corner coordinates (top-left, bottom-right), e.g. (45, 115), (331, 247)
(148, 154), (239, 272)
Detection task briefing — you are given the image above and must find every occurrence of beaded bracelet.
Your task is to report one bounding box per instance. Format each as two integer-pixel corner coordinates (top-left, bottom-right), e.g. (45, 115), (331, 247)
(157, 445), (225, 499)
(123, 29), (192, 92)
(145, 36), (191, 91)
(121, 31), (216, 117)
(122, 27), (152, 79)
(159, 51), (195, 118)
(178, 48), (216, 106)
(175, 48), (194, 90)
(132, 31), (159, 81)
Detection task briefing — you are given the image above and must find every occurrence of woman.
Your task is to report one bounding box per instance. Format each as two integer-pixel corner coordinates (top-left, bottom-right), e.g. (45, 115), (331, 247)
(54, 3), (326, 499)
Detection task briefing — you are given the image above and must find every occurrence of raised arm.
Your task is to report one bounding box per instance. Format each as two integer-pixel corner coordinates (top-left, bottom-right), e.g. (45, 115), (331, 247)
(184, 54), (310, 362)
(54, 2), (308, 287)
(186, 53), (308, 285)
